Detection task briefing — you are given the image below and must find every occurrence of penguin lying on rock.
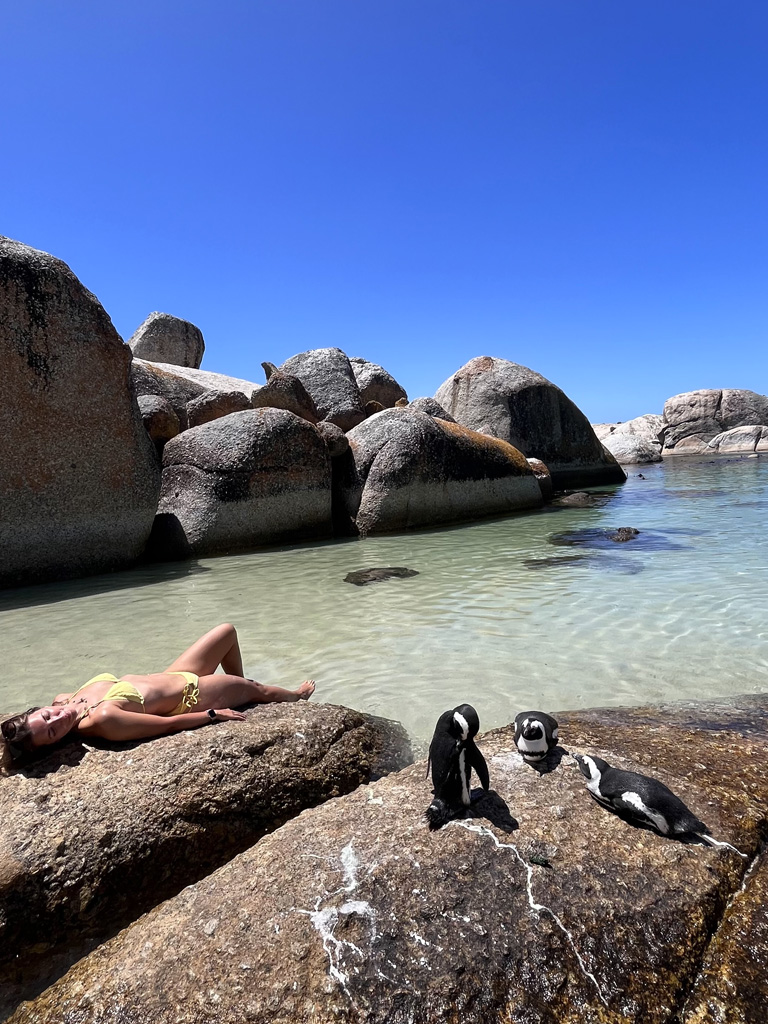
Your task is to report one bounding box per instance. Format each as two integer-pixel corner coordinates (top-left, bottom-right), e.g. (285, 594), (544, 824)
(572, 754), (742, 851)
(514, 711), (559, 763)
(426, 704), (490, 830)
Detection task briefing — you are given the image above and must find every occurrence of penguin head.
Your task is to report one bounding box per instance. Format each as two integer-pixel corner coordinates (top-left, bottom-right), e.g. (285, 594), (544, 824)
(521, 719), (544, 741)
(452, 704), (479, 740)
(573, 753), (608, 781)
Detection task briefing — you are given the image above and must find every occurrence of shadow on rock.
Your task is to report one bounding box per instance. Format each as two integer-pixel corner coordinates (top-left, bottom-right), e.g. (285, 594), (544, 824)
(521, 745), (568, 776)
(466, 789), (518, 833)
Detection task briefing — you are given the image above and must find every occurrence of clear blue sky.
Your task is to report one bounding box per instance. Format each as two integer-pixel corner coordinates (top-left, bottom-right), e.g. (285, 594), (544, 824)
(3, 1), (766, 422)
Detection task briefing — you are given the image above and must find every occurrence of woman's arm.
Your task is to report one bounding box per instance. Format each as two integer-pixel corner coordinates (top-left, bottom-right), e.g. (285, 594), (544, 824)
(77, 707), (246, 742)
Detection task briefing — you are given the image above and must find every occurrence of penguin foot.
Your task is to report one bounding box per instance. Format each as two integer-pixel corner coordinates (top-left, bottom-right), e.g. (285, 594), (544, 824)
(425, 799), (457, 830)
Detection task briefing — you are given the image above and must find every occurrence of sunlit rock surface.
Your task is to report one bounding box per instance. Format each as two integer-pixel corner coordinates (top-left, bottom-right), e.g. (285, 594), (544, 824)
(661, 389), (768, 452)
(12, 695), (768, 1024)
(127, 311), (205, 368)
(0, 703), (411, 1018)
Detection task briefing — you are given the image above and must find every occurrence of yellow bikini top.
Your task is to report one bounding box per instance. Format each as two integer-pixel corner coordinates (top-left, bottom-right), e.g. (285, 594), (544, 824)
(70, 673), (145, 707)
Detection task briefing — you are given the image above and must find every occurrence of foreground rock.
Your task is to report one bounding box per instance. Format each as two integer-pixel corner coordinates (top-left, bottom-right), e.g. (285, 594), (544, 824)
(344, 408), (542, 534)
(0, 703), (411, 1017)
(126, 312), (205, 368)
(279, 347), (366, 431)
(350, 357), (407, 408)
(435, 356), (626, 488)
(149, 408), (332, 558)
(15, 696), (768, 1024)
(661, 389), (768, 452)
(0, 237), (160, 587)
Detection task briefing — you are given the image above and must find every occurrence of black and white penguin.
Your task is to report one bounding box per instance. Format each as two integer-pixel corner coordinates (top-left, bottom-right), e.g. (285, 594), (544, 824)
(514, 711), (559, 763)
(572, 753), (730, 847)
(425, 704), (490, 830)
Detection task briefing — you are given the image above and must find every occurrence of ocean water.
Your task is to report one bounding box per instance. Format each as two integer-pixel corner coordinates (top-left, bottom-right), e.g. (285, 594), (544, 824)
(2, 455), (766, 746)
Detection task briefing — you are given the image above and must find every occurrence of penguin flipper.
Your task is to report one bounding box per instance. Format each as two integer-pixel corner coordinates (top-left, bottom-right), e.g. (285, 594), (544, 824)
(468, 741), (490, 791)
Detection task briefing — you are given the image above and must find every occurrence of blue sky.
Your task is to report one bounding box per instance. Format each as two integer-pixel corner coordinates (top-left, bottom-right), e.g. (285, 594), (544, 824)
(3, 1), (766, 422)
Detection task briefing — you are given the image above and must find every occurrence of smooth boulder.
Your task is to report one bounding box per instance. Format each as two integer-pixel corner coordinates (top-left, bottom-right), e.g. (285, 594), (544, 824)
(344, 408), (542, 535)
(350, 357), (407, 408)
(408, 396), (456, 421)
(131, 359), (262, 429)
(706, 424), (768, 454)
(279, 347), (366, 431)
(16, 695), (768, 1024)
(0, 237), (160, 587)
(601, 433), (663, 465)
(435, 356), (626, 488)
(251, 368), (320, 423)
(186, 389), (251, 428)
(150, 408), (332, 558)
(661, 389), (768, 451)
(0, 703), (412, 1018)
(127, 311), (205, 368)
(593, 413), (663, 450)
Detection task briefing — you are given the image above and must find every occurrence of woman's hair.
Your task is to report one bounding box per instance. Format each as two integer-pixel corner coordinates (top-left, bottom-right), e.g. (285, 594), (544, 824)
(1, 708), (41, 769)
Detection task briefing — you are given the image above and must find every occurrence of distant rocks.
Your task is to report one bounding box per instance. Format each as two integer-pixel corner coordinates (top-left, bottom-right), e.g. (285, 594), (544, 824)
(0, 236), (160, 587)
(662, 389), (768, 453)
(706, 424), (768, 455)
(601, 433), (663, 465)
(127, 311), (205, 368)
(435, 356), (626, 489)
(343, 408), (543, 535)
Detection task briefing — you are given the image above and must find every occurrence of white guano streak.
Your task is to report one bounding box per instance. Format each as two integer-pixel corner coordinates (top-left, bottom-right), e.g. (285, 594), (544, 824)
(452, 820), (608, 1008)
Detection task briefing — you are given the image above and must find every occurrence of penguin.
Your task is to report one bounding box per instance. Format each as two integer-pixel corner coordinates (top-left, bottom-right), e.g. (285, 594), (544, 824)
(572, 753), (733, 848)
(425, 704), (490, 830)
(514, 711), (559, 763)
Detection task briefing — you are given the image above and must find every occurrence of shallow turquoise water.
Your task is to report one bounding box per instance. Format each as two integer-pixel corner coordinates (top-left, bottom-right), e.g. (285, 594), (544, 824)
(2, 455), (767, 744)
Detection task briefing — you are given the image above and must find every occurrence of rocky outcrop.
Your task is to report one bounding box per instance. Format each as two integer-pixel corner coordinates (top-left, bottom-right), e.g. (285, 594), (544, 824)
(131, 359), (262, 429)
(593, 413), (663, 449)
(251, 369), (320, 423)
(0, 237), (161, 587)
(186, 389), (251, 428)
(0, 703), (412, 1018)
(343, 408), (542, 534)
(149, 408), (332, 558)
(601, 433), (663, 465)
(350, 357), (407, 408)
(661, 389), (768, 452)
(126, 312), (205, 368)
(137, 394), (180, 452)
(15, 695), (768, 1024)
(706, 424), (768, 454)
(279, 347), (366, 431)
(435, 356), (626, 488)
(408, 396), (456, 421)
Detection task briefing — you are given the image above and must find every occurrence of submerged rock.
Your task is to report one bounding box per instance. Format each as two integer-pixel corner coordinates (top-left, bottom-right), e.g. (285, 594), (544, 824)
(549, 527), (685, 551)
(15, 697), (768, 1024)
(550, 491), (608, 508)
(344, 567), (419, 586)
(0, 703), (412, 1018)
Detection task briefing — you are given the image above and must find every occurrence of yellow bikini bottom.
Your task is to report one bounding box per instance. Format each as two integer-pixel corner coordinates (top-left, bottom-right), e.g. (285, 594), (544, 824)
(168, 672), (200, 715)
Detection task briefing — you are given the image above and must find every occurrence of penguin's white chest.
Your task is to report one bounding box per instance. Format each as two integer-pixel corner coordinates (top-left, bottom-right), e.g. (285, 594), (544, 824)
(459, 748), (470, 805)
(518, 735), (548, 757)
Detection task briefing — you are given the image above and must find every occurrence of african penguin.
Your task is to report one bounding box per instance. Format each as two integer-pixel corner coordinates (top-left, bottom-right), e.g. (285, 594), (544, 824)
(514, 711), (559, 763)
(425, 704), (490, 830)
(572, 754), (721, 845)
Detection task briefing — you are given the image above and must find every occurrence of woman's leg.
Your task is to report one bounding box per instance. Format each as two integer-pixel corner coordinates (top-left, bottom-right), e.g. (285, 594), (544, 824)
(165, 624), (245, 677)
(194, 674), (315, 709)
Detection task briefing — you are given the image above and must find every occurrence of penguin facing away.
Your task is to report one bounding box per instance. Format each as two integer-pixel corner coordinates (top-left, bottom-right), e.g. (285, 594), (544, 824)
(514, 711), (559, 763)
(426, 704), (490, 830)
(573, 753), (729, 847)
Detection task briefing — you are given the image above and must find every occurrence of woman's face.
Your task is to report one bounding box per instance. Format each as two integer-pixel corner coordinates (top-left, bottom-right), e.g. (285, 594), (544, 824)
(25, 705), (79, 747)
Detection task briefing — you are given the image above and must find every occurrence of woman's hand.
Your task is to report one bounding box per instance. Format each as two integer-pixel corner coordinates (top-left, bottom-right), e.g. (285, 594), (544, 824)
(211, 709), (247, 722)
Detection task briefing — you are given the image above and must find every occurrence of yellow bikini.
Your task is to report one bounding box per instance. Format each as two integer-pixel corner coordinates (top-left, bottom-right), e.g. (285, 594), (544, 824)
(71, 671), (200, 715)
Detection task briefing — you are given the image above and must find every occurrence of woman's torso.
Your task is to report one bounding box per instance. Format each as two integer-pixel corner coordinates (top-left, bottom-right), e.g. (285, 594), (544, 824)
(69, 673), (193, 720)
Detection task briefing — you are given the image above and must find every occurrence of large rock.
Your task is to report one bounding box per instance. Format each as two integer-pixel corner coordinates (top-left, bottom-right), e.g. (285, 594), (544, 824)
(435, 356), (626, 488)
(126, 312), (205, 368)
(593, 413), (663, 449)
(149, 408), (332, 558)
(279, 347), (366, 431)
(0, 703), (411, 1017)
(131, 359), (263, 429)
(661, 389), (768, 451)
(601, 433), (663, 465)
(706, 424), (768, 454)
(0, 237), (161, 587)
(408, 396), (456, 422)
(137, 394), (180, 451)
(186, 389), (251, 428)
(251, 369), (320, 423)
(344, 408), (542, 535)
(15, 696), (768, 1024)
(350, 357), (407, 408)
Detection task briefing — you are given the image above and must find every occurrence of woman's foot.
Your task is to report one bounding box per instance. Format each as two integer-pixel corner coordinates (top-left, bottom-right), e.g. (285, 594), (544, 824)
(296, 680), (315, 700)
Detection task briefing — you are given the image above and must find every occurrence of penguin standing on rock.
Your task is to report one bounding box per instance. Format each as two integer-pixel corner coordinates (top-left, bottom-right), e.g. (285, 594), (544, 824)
(426, 704), (490, 830)
(514, 711), (559, 763)
(572, 754), (744, 853)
